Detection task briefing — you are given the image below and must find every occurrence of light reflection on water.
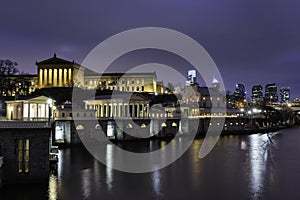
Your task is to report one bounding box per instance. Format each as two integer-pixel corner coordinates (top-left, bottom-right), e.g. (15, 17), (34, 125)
(249, 134), (268, 199)
(47, 133), (280, 200)
(48, 174), (58, 200)
(152, 170), (162, 199)
(105, 144), (113, 192)
(3, 128), (300, 199)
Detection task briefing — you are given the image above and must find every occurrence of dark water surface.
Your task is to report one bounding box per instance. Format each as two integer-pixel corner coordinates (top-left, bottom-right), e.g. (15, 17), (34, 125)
(1, 127), (300, 200)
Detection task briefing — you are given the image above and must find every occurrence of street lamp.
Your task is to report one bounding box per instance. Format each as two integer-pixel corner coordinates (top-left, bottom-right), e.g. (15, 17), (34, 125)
(47, 98), (53, 122)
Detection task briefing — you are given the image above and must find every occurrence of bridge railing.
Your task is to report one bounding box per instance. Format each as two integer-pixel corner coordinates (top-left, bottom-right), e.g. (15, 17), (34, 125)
(0, 121), (51, 129)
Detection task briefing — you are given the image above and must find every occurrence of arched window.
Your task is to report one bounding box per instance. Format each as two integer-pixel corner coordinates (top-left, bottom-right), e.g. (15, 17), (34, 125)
(127, 123), (133, 129)
(76, 125), (85, 130)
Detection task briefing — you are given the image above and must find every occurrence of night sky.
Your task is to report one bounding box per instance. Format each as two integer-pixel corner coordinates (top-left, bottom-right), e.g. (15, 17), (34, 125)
(1, 0), (299, 98)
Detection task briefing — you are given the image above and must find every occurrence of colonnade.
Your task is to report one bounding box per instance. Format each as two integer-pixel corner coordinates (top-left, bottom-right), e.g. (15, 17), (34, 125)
(38, 68), (73, 87)
(87, 102), (150, 118)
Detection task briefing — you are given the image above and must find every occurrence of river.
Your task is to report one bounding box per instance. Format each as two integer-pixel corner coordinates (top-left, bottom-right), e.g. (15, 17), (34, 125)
(1, 126), (300, 200)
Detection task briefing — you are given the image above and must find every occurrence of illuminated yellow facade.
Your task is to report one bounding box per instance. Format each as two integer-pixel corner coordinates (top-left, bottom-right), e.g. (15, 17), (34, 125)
(84, 73), (163, 94)
(5, 95), (55, 121)
(84, 93), (151, 118)
(36, 54), (84, 88)
(34, 54), (163, 93)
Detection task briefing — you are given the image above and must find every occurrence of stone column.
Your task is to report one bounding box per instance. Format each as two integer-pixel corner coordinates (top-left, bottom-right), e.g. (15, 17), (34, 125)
(105, 104), (108, 118)
(136, 103), (140, 118)
(36, 103), (39, 120)
(28, 103), (30, 121)
(40, 69), (43, 87)
(141, 104), (144, 118)
(59, 69), (62, 86)
(48, 69), (52, 86)
(44, 69), (47, 86)
(146, 104), (149, 118)
(52, 69), (55, 86)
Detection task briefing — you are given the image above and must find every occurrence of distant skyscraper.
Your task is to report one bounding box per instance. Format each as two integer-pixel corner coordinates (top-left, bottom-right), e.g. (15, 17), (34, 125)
(187, 70), (196, 84)
(265, 83), (278, 103)
(280, 87), (290, 103)
(251, 85), (264, 104)
(233, 84), (246, 101)
(212, 76), (220, 89)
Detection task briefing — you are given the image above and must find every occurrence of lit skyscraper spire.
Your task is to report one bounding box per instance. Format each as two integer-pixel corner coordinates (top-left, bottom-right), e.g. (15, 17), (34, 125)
(212, 75), (220, 89)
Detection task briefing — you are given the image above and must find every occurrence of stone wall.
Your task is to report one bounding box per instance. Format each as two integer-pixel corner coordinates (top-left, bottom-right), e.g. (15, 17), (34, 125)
(0, 127), (51, 184)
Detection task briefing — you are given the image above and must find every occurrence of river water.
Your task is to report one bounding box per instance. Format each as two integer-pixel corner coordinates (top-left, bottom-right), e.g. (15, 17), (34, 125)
(1, 126), (300, 200)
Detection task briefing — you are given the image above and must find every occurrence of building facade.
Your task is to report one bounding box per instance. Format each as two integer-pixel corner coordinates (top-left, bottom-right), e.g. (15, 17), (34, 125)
(234, 84), (246, 101)
(0, 75), (37, 97)
(84, 93), (151, 119)
(251, 85), (264, 105)
(280, 87), (291, 103)
(265, 83), (278, 103)
(0, 121), (51, 184)
(36, 54), (85, 88)
(5, 95), (54, 121)
(84, 72), (163, 94)
(35, 54), (163, 94)
(1, 55), (164, 95)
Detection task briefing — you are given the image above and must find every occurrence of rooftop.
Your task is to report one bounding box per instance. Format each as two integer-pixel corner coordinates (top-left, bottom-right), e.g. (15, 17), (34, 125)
(36, 53), (80, 66)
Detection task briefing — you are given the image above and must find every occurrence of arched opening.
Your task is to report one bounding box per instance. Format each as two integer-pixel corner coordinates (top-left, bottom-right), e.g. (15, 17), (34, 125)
(76, 125), (85, 130)
(95, 124), (102, 129)
(172, 122), (177, 127)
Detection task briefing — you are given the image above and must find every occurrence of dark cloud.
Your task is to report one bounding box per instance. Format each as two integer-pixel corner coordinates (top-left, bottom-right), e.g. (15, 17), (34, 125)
(0, 0), (300, 98)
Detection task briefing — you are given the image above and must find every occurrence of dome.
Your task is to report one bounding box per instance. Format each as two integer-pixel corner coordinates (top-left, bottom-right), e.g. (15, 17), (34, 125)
(212, 76), (219, 84)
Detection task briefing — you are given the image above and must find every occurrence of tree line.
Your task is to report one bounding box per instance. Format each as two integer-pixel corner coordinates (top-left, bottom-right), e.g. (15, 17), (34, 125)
(0, 59), (32, 97)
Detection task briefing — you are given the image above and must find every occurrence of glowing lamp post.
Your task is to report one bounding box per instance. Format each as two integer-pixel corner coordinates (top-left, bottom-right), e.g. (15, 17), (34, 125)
(47, 98), (53, 122)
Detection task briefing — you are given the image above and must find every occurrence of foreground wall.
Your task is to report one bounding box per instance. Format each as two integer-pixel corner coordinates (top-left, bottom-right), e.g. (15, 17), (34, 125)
(0, 122), (51, 184)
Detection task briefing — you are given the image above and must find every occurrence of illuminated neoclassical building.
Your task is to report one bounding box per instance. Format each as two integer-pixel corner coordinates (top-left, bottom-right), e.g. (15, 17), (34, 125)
(36, 54), (164, 94)
(85, 72), (164, 93)
(36, 54), (84, 88)
(6, 95), (55, 121)
(84, 93), (151, 119)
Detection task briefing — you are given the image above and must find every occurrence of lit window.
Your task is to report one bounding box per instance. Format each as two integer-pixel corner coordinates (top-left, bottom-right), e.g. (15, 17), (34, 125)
(76, 125), (85, 130)
(17, 138), (30, 173)
(141, 123), (147, 128)
(18, 139), (23, 173)
(172, 122), (177, 127)
(162, 122), (167, 127)
(127, 123), (133, 128)
(24, 139), (30, 173)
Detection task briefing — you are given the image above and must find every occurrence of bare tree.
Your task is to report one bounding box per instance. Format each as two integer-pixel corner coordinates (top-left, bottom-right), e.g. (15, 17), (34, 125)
(0, 59), (31, 96)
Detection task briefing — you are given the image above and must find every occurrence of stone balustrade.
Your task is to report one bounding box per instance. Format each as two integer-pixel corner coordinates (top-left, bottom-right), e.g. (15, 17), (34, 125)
(0, 121), (51, 129)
